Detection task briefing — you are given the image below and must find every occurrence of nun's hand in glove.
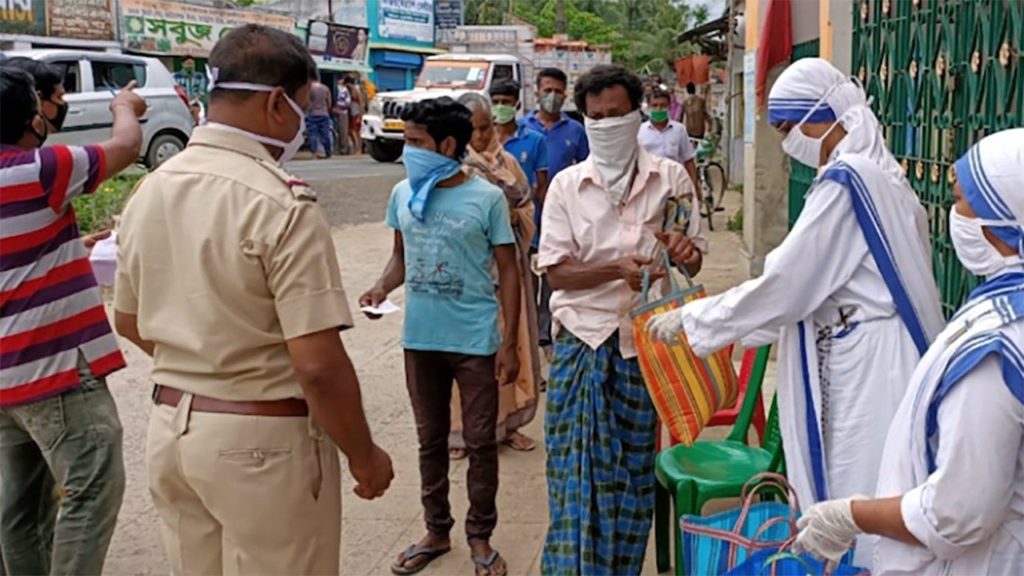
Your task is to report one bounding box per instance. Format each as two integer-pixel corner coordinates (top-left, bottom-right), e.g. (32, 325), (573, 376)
(646, 309), (685, 342)
(793, 496), (867, 563)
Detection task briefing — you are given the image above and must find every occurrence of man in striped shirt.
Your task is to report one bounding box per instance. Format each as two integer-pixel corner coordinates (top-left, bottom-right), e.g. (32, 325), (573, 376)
(0, 66), (145, 575)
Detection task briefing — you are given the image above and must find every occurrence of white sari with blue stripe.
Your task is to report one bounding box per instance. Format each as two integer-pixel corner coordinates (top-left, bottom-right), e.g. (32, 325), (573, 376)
(778, 154), (944, 564)
(681, 59), (945, 567)
(680, 151), (944, 568)
(873, 271), (1024, 575)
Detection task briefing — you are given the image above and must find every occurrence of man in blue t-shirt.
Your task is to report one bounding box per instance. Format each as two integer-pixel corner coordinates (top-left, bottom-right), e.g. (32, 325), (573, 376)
(522, 68), (589, 184)
(360, 97), (519, 576)
(520, 67), (589, 354)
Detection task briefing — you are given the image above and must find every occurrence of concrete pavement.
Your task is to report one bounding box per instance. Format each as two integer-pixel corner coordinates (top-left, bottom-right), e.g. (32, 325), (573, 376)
(100, 159), (755, 575)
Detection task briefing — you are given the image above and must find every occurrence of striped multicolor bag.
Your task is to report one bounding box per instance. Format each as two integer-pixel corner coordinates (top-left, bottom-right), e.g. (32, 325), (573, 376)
(679, 473), (801, 574)
(630, 250), (738, 445)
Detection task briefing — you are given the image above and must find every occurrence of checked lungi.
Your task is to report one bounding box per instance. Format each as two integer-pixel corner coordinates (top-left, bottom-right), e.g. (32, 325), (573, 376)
(542, 330), (658, 575)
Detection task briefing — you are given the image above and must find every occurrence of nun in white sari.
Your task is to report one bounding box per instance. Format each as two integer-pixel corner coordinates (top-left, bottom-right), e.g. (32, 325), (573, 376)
(792, 128), (1024, 575)
(648, 58), (945, 565)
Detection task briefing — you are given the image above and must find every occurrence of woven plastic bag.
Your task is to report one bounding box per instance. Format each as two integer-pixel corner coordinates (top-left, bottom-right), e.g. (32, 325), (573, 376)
(722, 547), (867, 576)
(630, 251), (738, 445)
(679, 473), (800, 574)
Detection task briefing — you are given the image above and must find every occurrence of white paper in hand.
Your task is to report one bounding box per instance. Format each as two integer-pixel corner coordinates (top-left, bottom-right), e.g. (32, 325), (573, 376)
(360, 300), (401, 315)
(89, 232), (118, 287)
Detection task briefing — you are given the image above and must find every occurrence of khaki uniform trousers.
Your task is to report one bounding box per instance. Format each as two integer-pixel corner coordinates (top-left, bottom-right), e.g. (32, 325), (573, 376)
(147, 393), (341, 575)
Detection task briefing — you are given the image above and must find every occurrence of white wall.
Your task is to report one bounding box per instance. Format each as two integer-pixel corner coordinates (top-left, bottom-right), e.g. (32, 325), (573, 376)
(829, 0), (853, 73)
(791, 0), (820, 45)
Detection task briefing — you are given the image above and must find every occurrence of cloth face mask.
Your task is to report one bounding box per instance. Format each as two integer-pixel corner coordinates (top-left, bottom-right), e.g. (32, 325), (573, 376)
(949, 209), (1023, 277)
(539, 92), (564, 115)
(584, 110), (643, 205)
(492, 104), (516, 125)
(401, 145), (463, 222)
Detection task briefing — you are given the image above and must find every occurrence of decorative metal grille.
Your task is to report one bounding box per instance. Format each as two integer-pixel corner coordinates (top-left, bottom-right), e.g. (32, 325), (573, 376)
(853, 0), (1023, 316)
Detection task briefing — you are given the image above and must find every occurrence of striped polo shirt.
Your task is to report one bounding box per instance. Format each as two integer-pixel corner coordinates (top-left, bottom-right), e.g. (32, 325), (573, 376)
(0, 143), (125, 407)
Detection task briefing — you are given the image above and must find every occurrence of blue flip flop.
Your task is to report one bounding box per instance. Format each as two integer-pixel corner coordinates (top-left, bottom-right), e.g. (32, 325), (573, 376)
(471, 550), (507, 576)
(391, 544), (450, 575)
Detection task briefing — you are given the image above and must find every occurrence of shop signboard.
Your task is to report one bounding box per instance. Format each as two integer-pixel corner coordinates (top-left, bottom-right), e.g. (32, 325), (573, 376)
(121, 0), (294, 57)
(48, 0), (114, 41)
(1, 0), (46, 36)
(378, 0), (434, 45)
(307, 20), (369, 67)
(435, 0), (462, 30)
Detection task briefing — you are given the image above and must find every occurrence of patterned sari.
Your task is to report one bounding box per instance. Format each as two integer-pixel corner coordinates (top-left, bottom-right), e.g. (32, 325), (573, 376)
(449, 136), (541, 447)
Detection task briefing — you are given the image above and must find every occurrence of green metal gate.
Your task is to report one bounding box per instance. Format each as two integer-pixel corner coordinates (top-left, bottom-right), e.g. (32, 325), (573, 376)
(853, 0), (1023, 316)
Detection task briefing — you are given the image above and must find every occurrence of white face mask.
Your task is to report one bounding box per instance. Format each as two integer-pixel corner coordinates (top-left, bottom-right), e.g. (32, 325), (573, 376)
(782, 118), (840, 168)
(778, 81), (845, 168)
(209, 81), (306, 165)
(949, 209), (1023, 277)
(584, 110), (642, 205)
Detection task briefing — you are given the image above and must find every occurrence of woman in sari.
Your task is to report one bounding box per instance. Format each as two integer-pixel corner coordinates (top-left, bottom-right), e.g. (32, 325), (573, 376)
(448, 92), (541, 458)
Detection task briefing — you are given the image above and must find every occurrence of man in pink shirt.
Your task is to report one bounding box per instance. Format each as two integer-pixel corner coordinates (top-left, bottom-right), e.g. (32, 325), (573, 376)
(536, 65), (706, 575)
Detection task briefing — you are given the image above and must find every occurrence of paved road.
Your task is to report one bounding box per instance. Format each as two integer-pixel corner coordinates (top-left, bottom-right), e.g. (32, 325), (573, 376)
(286, 155), (405, 228)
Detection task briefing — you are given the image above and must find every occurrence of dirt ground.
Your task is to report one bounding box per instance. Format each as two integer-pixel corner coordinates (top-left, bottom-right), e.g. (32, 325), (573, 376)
(99, 158), (758, 575)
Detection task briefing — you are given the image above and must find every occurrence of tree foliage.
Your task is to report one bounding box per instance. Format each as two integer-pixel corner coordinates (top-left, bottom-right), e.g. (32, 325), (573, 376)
(464, 0), (711, 73)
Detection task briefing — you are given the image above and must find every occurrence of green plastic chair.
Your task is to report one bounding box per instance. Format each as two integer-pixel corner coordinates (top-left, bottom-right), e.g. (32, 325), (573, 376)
(653, 345), (784, 575)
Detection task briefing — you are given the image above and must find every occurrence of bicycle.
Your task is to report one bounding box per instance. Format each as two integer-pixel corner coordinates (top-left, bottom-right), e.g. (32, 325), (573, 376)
(691, 136), (727, 231)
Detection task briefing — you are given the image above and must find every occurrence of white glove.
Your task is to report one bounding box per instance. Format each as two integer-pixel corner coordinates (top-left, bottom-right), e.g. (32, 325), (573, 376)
(793, 496), (867, 563)
(646, 309), (686, 342)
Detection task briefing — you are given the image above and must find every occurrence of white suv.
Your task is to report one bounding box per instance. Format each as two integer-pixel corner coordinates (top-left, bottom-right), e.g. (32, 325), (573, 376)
(4, 50), (194, 168)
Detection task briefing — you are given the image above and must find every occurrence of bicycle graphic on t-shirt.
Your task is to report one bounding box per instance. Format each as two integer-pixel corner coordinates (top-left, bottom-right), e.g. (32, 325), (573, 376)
(408, 258), (465, 298)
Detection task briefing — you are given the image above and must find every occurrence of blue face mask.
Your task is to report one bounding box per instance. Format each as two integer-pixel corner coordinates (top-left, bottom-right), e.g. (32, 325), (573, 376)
(402, 145), (462, 221)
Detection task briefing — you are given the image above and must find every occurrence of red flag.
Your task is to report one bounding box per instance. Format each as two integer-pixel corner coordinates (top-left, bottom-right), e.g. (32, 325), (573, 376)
(756, 0), (792, 107)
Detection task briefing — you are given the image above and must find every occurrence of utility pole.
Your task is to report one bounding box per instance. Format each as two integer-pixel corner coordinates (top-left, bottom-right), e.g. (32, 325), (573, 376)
(327, 0), (334, 21)
(556, 0), (566, 34)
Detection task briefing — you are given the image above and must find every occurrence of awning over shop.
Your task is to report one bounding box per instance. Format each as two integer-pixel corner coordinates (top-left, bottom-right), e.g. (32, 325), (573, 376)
(373, 50), (423, 69)
(677, 14), (729, 60)
(313, 54), (372, 73)
(369, 42), (447, 55)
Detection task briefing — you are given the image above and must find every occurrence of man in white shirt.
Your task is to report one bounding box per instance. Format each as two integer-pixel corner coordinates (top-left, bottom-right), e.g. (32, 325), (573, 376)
(637, 86), (699, 192)
(539, 65), (706, 575)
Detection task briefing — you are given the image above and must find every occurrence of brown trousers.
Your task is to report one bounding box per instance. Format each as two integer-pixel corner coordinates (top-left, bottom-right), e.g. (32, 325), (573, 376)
(404, 350), (499, 541)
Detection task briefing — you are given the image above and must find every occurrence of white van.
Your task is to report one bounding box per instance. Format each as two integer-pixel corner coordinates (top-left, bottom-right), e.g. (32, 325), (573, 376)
(4, 50), (194, 168)
(362, 53), (532, 163)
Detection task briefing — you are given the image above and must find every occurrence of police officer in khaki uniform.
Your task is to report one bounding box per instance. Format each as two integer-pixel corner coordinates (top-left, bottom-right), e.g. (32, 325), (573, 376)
(113, 25), (393, 575)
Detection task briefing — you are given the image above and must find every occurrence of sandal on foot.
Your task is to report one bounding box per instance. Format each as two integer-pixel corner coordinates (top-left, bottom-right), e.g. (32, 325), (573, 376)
(503, 432), (537, 452)
(472, 550), (507, 576)
(391, 544), (450, 575)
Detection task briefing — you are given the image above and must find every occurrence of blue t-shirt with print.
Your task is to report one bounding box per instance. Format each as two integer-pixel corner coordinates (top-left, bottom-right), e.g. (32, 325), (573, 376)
(385, 176), (516, 356)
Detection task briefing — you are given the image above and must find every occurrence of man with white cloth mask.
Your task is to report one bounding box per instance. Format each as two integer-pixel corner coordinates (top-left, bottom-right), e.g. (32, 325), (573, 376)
(793, 128), (1024, 575)
(647, 57), (945, 566)
(537, 65), (706, 575)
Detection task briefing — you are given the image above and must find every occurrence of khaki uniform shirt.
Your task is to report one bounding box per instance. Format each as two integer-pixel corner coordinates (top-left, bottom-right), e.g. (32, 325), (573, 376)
(114, 126), (354, 401)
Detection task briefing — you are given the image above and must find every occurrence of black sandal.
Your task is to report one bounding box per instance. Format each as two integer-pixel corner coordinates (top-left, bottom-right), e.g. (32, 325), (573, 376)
(391, 544), (450, 575)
